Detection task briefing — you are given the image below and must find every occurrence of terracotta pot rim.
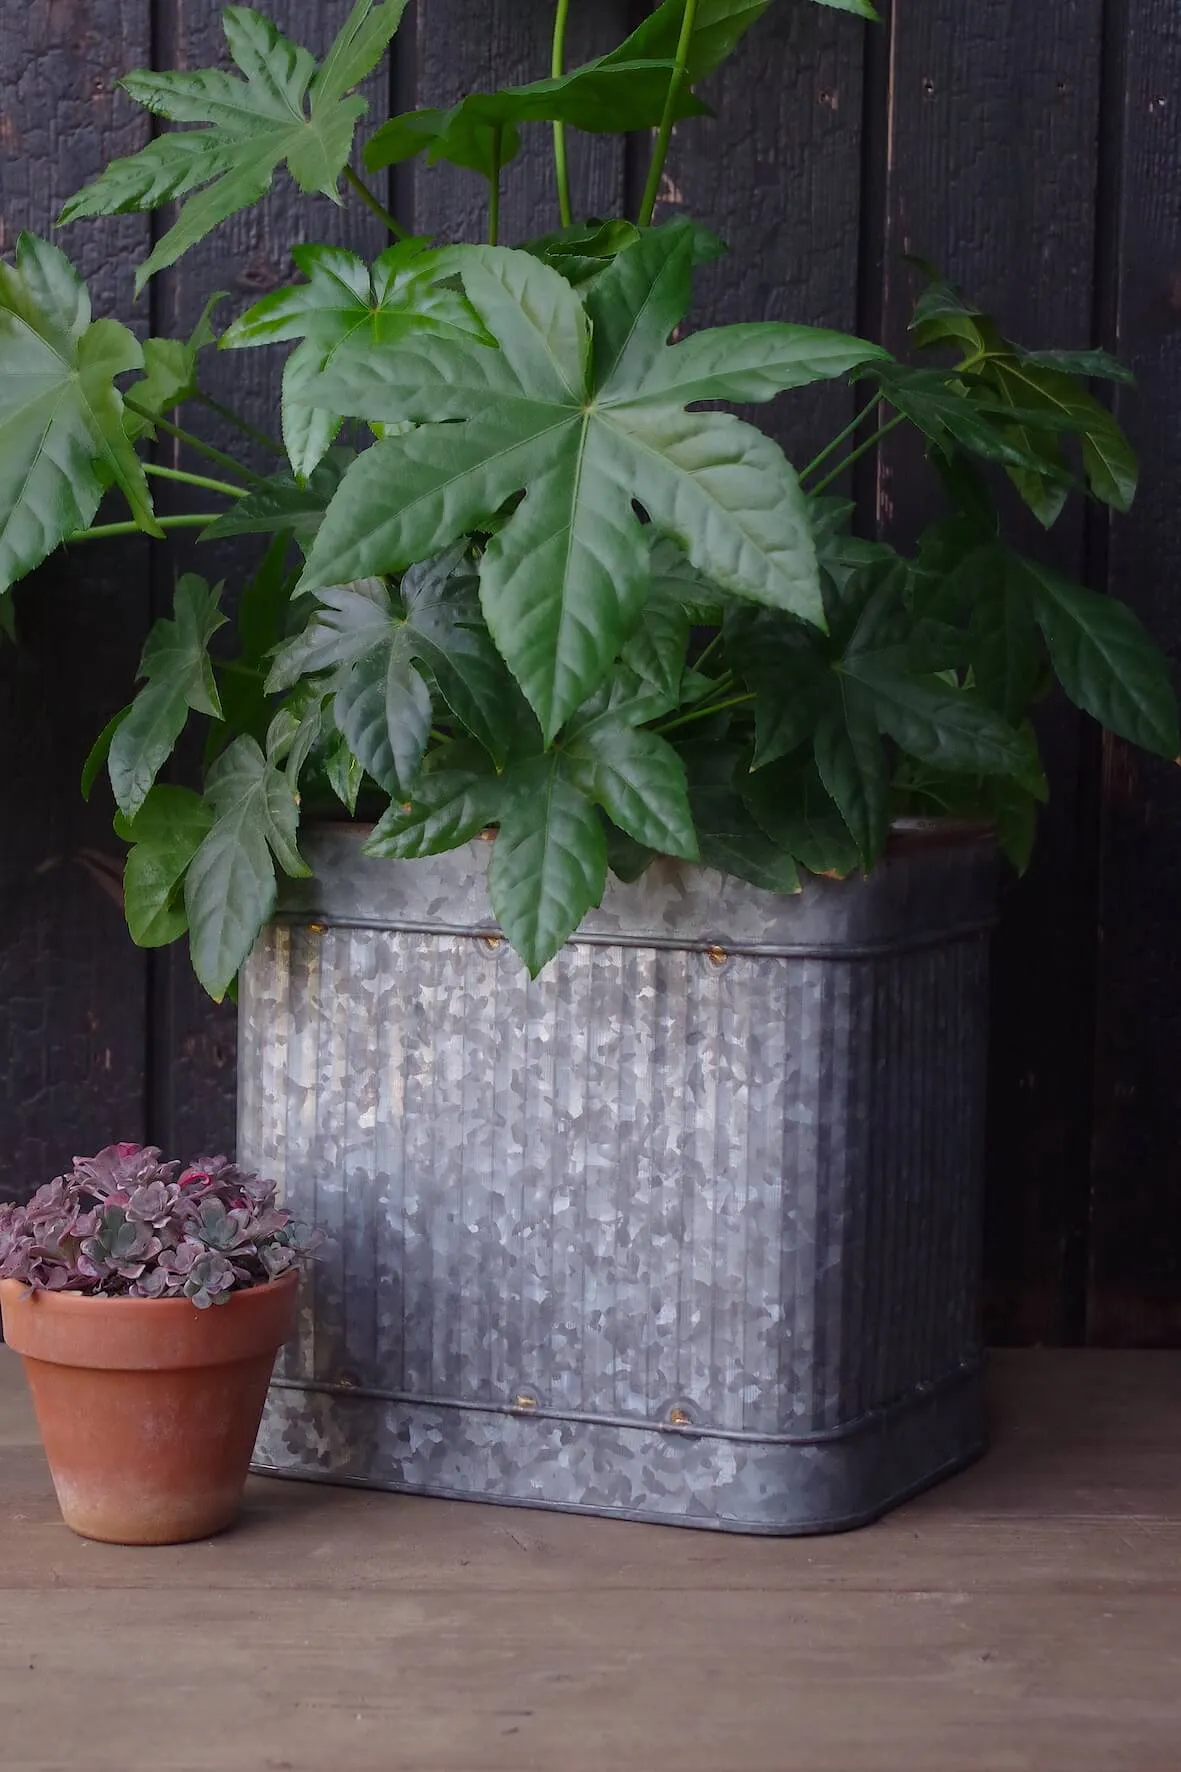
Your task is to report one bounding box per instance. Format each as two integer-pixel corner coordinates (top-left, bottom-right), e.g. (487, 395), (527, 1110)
(0, 1268), (298, 1312)
(1, 1268), (299, 1371)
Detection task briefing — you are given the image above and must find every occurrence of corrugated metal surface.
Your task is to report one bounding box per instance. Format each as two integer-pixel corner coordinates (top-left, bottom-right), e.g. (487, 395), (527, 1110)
(242, 825), (995, 1531)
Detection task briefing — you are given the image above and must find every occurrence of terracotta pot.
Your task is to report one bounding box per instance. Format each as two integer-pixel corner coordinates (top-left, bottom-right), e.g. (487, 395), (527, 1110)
(0, 1270), (297, 1545)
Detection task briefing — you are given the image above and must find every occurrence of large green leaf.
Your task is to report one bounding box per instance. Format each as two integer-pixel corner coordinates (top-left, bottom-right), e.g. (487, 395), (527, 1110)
(488, 758), (608, 977)
(810, 0), (880, 15)
(364, 742), (503, 859)
(120, 786), (214, 948)
(124, 293), (225, 440)
(957, 547), (1043, 722)
(270, 548), (516, 785)
(301, 229), (882, 737)
(108, 575), (226, 820)
(364, 0), (776, 182)
(840, 648), (1041, 786)
(564, 710), (698, 860)
(724, 605), (828, 766)
(1013, 556), (1179, 757)
(201, 449), (351, 543)
(813, 678), (890, 866)
(185, 735), (309, 1000)
(61, 2), (409, 289)
(909, 276), (1138, 521)
(742, 759), (861, 877)
(680, 741), (802, 893)
(869, 362), (1077, 487)
(365, 106), (522, 182)
(221, 240), (489, 478)
(619, 0), (772, 78)
(0, 233), (160, 594)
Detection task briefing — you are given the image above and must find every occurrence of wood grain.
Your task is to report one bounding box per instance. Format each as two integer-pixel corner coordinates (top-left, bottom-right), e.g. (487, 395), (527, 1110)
(0, 0), (154, 1198)
(1, 1350), (1179, 1771)
(144, 0), (390, 1161)
(656, 1), (866, 473)
(1086, 0), (1181, 1346)
(875, 0), (1109, 1344)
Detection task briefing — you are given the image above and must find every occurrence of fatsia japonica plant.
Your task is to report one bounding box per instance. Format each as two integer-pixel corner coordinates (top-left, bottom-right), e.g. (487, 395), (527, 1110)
(0, 0), (1175, 994)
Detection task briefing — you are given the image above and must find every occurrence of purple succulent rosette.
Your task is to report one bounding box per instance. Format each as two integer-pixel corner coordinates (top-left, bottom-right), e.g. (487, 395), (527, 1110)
(0, 1145), (321, 1308)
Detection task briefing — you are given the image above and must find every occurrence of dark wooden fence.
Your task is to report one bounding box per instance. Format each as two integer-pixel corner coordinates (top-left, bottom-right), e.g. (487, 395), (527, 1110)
(1, 1), (1178, 1344)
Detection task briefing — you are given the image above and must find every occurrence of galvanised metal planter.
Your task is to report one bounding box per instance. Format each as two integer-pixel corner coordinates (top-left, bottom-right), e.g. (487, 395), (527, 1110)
(241, 821), (996, 1533)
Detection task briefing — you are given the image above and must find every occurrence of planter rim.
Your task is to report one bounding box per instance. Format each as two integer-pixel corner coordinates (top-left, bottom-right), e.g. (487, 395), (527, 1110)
(271, 818), (998, 958)
(0, 1268), (298, 1371)
(302, 813), (996, 853)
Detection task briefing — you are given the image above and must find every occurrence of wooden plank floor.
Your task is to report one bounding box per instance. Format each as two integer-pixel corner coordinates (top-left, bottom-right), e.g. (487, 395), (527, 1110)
(1, 1350), (1179, 1771)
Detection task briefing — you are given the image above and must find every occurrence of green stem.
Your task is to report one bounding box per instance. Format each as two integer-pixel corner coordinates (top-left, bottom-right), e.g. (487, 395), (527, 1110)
(808, 410), (907, 497)
(692, 632), (725, 675)
(654, 691), (754, 736)
(197, 393), (284, 457)
(801, 396), (883, 486)
(66, 513), (220, 544)
(344, 165), (409, 240)
(124, 398), (269, 489)
(144, 462), (246, 501)
(637, 0), (698, 227)
(488, 127), (504, 246)
(552, 0), (573, 228)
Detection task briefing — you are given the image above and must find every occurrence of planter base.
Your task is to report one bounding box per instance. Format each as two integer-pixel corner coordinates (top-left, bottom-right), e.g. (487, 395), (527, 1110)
(254, 1359), (985, 1534)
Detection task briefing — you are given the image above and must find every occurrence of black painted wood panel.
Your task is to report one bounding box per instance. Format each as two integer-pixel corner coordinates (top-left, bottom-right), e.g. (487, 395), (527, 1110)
(0, 0), (154, 1197)
(145, 1), (386, 1164)
(1, 0), (1180, 1344)
(875, 0), (1109, 1345)
(1087, 0), (1181, 1345)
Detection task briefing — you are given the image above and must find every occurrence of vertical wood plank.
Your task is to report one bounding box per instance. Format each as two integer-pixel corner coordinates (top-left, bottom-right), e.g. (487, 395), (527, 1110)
(656, 1), (867, 469)
(412, 0), (630, 244)
(146, 0), (388, 1161)
(876, 0), (1107, 1343)
(0, 0), (153, 1195)
(1087, 0), (1181, 1346)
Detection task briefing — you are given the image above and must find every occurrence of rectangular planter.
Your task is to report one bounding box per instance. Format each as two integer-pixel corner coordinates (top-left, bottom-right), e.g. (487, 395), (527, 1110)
(241, 823), (996, 1533)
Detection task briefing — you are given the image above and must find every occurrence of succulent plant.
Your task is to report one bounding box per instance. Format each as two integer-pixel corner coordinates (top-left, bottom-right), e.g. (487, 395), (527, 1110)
(0, 1145), (319, 1308)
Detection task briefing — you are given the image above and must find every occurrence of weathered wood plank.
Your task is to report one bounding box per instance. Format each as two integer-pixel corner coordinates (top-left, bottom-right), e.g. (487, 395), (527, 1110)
(145, 1), (390, 1162)
(0, 0), (154, 1197)
(875, 1), (1108, 1343)
(1087, 0), (1181, 1346)
(2, 1351), (1180, 1771)
(656, 1), (867, 470)
(412, 0), (630, 244)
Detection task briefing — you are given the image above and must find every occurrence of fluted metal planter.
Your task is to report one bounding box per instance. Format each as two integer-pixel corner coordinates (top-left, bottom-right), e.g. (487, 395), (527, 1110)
(240, 821), (996, 1533)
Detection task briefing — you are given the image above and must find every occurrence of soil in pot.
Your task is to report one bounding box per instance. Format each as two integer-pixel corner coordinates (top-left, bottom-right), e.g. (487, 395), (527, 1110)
(0, 1270), (297, 1545)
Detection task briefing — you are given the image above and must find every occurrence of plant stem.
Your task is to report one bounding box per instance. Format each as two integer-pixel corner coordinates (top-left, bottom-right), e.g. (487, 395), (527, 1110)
(808, 410), (907, 497)
(488, 127), (504, 246)
(67, 513), (220, 544)
(124, 397), (270, 489)
(637, 0), (698, 227)
(344, 165), (409, 240)
(693, 632), (725, 675)
(552, 0), (573, 228)
(800, 396), (883, 486)
(144, 462), (246, 501)
(653, 691), (754, 736)
(197, 393), (284, 457)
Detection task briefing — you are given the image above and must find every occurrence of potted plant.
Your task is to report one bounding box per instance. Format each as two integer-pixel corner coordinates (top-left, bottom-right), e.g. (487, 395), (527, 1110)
(0, 1145), (318, 1544)
(0, 0), (1175, 1530)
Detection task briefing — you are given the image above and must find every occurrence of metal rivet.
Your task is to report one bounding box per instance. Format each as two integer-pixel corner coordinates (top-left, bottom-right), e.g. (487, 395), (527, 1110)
(308, 923), (327, 935)
(481, 934), (503, 952)
(706, 945), (727, 967)
(668, 1404), (694, 1427)
(512, 1390), (539, 1412)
